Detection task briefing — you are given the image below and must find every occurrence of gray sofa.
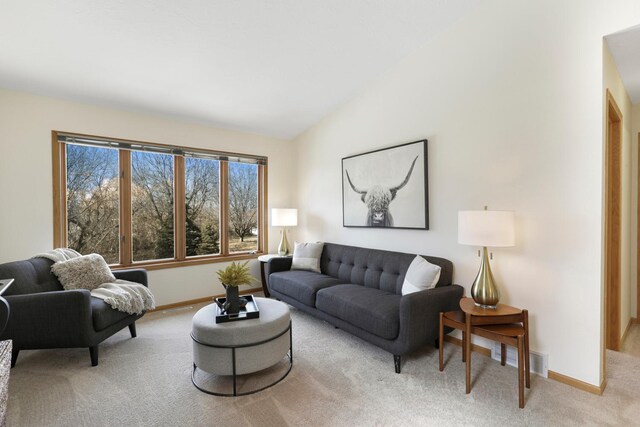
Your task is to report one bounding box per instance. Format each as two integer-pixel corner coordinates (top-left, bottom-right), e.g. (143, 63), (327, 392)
(0, 257), (148, 367)
(267, 243), (463, 373)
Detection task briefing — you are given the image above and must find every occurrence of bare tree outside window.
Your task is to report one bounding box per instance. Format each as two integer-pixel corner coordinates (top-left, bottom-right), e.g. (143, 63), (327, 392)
(228, 162), (258, 253)
(131, 151), (175, 261)
(66, 145), (120, 264)
(57, 135), (266, 267)
(185, 157), (220, 256)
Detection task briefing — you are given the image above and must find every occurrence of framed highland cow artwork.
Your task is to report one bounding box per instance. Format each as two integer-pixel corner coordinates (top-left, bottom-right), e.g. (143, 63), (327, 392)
(342, 140), (428, 229)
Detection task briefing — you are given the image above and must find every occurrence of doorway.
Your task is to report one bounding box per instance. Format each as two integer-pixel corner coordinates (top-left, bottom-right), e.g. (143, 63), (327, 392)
(605, 89), (622, 351)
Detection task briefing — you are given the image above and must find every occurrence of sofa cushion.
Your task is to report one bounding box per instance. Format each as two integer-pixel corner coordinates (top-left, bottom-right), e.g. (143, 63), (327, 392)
(269, 270), (343, 307)
(91, 297), (132, 331)
(316, 285), (401, 340)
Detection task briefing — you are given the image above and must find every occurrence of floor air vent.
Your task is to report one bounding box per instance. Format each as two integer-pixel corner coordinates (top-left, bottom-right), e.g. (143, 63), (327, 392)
(491, 342), (548, 377)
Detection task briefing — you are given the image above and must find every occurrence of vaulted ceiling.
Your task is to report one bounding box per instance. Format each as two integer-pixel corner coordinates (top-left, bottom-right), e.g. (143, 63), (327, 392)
(0, 0), (481, 139)
(606, 24), (640, 104)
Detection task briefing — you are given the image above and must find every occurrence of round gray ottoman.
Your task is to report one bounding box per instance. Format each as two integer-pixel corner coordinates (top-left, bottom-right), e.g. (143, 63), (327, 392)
(191, 297), (292, 396)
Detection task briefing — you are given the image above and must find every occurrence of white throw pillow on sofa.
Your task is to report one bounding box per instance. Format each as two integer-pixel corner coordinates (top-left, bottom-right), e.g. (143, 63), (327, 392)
(51, 253), (116, 291)
(401, 255), (441, 295)
(291, 242), (324, 273)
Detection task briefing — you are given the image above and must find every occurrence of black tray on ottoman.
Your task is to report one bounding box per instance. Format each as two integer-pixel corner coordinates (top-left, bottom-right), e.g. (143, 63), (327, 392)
(215, 295), (260, 323)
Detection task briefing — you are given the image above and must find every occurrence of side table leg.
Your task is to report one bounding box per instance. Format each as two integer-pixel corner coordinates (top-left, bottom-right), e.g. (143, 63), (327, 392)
(524, 310), (530, 388)
(462, 331), (466, 362)
(260, 261), (270, 298)
(438, 312), (444, 371)
(465, 314), (471, 394)
(517, 335), (525, 408)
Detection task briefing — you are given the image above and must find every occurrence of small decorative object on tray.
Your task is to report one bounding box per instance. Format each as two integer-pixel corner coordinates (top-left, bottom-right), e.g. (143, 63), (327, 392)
(215, 295), (260, 323)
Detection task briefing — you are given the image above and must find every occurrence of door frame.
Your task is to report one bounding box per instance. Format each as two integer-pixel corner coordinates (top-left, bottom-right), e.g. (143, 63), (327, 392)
(637, 132), (640, 322)
(604, 89), (622, 352)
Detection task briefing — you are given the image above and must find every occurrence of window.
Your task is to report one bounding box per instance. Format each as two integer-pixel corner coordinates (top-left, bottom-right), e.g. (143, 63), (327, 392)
(65, 144), (120, 264)
(185, 157), (220, 257)
(52, 132), (267, 269)
(228, 162), (258, 253)
(131, 151), (175, 261)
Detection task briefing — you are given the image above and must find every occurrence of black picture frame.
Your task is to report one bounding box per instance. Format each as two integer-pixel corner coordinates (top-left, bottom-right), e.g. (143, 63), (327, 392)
(342, 139), (428, 230)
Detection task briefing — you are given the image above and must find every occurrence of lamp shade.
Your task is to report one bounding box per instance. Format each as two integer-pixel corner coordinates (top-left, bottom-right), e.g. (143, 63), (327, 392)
(458, 210), (515, 247)
(272, 208), (298, 227)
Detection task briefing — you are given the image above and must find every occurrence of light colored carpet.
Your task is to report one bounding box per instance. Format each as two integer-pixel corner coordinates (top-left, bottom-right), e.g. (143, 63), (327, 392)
(6, 302), (640, 427)
(621, 323), (640, 358)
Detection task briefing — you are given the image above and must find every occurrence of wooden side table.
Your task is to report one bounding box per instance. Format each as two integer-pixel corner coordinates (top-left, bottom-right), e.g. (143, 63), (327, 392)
(462, 298), (530, 408)
(257, 254), (290, 297)
(439, 297), (530, 408)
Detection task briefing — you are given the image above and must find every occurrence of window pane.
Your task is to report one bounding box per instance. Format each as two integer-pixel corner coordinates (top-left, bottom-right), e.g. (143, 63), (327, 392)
(185, 158), (220, 256)
(132, 152), (174, 261)
(228, 162), (258, 253)
(66, 144), (120, 264)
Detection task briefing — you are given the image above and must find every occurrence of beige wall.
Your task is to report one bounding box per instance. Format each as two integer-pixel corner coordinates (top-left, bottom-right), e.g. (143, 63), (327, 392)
(292, 0), (640, 386)
(603, 43), (634, 339)
(0, 88), (296, 306)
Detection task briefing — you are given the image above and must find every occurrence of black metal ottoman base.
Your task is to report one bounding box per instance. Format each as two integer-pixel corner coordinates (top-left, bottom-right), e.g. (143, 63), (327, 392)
(191, 322), (292, 397)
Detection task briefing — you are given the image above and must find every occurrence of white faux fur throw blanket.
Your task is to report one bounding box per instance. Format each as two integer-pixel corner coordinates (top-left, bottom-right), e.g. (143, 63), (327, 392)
(33, 249), (155, 315)
(91, 280), (155, 315)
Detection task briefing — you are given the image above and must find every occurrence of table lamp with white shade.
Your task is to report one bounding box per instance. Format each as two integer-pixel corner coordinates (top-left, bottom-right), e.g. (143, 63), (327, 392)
(272, 208), (297, 256)
(458, 208), (515, 308)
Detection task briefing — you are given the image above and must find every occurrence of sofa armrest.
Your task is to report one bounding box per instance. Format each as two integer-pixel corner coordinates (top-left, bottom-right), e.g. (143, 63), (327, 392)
(113, 268), (148, 287)
(398, 284), (464, 352)
(2, 289), (94, 348)
(267, 257), (292, 276)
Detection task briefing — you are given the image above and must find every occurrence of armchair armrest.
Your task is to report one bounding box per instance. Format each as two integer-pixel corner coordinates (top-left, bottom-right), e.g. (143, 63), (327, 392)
(2, 289), (94, 348)
(112, 268), (148, 287)
(267, 257), (292, 276)
(398, 284), (464, 352)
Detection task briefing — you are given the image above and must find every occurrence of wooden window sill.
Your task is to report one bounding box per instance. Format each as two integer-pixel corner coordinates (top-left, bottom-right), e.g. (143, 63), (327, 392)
(110, 252), (264, 271)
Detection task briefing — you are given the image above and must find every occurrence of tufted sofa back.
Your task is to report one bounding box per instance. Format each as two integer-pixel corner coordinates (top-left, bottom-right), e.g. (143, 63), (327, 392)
(0, 258), (63, 296)
(319, 243), (453, 295)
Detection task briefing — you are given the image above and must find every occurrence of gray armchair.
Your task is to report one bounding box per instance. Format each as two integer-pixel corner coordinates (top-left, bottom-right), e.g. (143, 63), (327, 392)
(0, 257), (148, 367)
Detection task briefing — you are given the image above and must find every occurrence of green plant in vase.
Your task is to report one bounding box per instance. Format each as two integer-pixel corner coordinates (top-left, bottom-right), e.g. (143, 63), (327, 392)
(216, 261), (257, 314)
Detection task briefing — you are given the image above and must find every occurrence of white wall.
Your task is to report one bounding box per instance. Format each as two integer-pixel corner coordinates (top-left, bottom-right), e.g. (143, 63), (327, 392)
(292, 0), (640, 386)
(603, 43), (634, 338)
(0, 88), (296, 306)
